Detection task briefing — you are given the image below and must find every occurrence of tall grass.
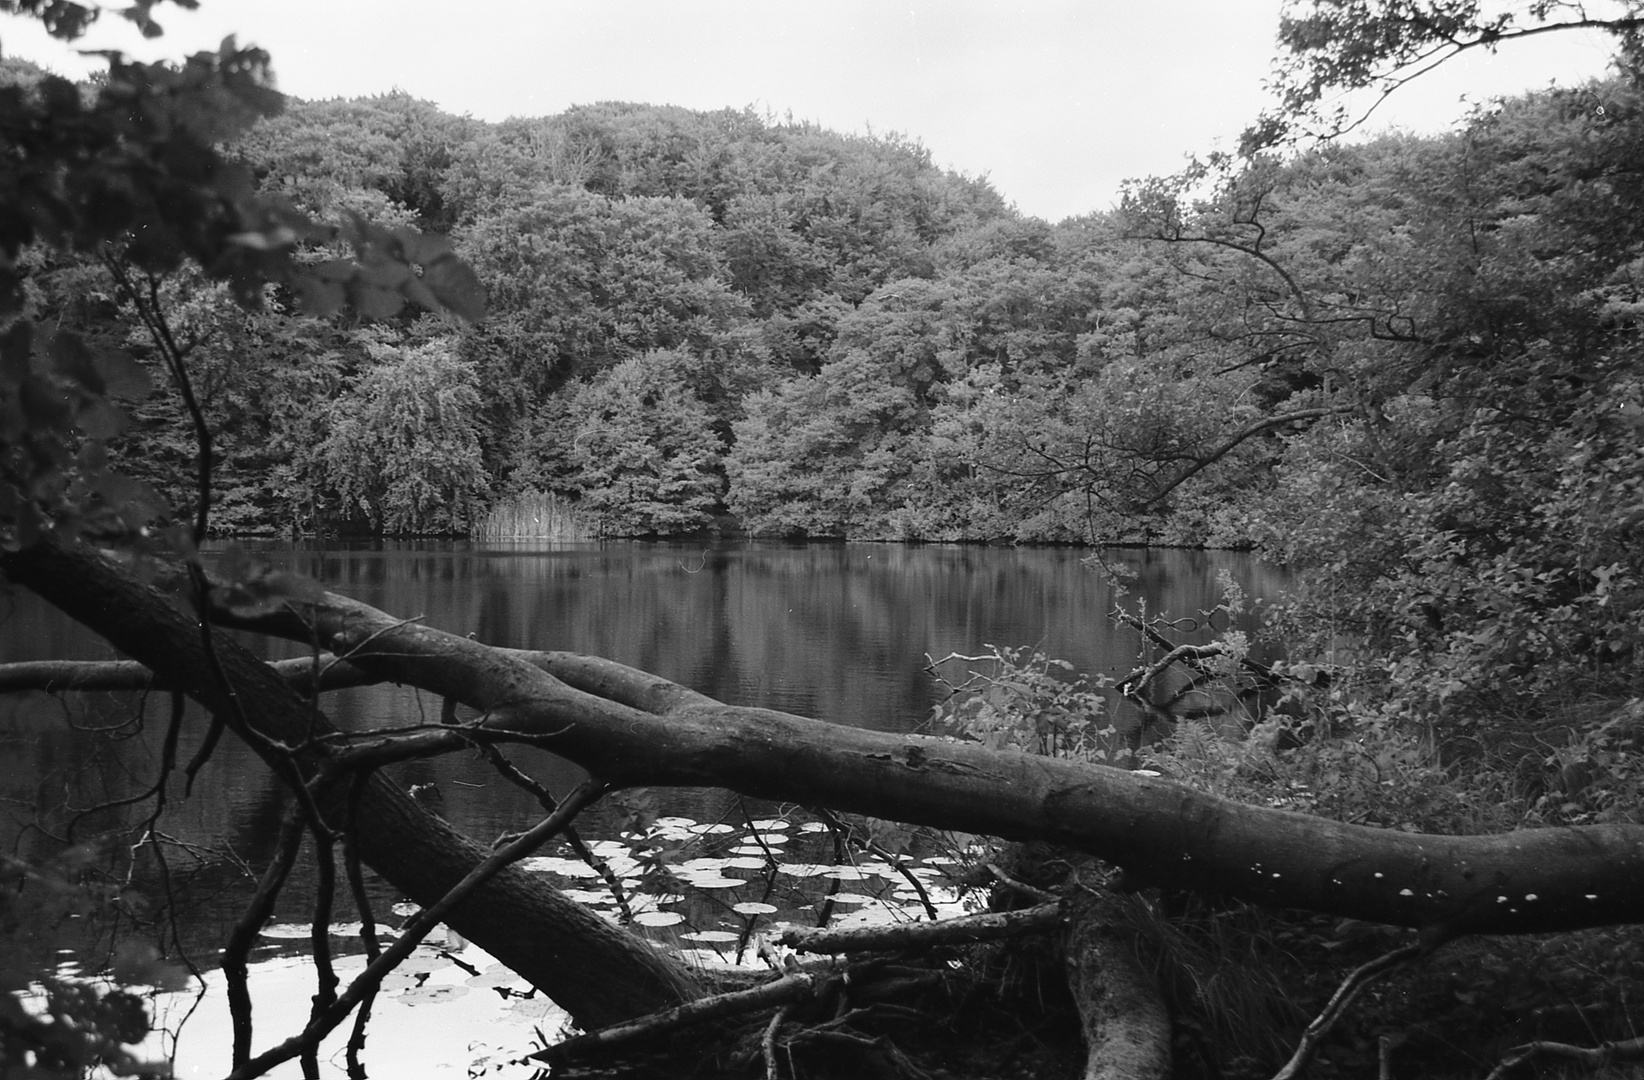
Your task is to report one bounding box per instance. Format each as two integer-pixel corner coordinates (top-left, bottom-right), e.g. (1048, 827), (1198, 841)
(471, 491), (594, 542)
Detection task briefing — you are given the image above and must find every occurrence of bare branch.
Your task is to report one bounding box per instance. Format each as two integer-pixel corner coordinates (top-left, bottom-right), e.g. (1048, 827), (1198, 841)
(227, 778), (612, 1080)
(1271, 939), (1440, 1080)
(534, 969), (832, 1067)
(1485, 1033), (1644, 1080)
(224, 809), (305, 1068)
(1129, 406), (1350, 510)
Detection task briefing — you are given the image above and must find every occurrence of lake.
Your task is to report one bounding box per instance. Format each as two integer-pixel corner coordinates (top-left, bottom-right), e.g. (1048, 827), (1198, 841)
(0, 540), (1286, 1074)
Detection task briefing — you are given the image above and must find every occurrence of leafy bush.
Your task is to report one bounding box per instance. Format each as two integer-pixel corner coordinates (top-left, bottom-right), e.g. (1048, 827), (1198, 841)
(562, 351), (726, 536)
(931, 645), (1118, 760)
(319, 338), (489, 534)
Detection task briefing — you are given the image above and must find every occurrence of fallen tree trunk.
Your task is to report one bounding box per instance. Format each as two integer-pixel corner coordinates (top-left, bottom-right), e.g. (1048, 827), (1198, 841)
(6, 539), (1644, 939)
(181, 552), (1644, 940)
(779, 902), (1063, 954)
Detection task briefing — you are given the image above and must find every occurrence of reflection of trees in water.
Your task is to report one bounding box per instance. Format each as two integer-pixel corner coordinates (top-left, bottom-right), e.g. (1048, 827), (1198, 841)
(0, 543), (1282, 967)
(242, 541), (1282, 735)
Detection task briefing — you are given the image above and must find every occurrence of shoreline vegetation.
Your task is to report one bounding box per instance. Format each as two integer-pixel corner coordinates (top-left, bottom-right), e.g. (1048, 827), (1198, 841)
(470, 490), (595, 542)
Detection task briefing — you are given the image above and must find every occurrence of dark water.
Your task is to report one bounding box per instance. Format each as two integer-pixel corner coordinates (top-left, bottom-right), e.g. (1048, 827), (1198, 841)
(0, 540), (1285, 963)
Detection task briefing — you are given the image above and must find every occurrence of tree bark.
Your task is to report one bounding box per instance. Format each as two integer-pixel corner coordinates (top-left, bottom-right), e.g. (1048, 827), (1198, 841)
(169, 549), (1644, 940)
(1065, 891), (1172, 1080)
(0, 540), (698, 1032)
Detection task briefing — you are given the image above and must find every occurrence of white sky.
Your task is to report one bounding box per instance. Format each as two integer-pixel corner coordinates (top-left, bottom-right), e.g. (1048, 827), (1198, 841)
(0, 1), (1621, 222)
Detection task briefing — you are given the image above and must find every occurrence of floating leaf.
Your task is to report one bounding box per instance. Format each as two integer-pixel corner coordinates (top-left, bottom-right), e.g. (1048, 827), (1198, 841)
(467, 965), (527, 989)
(680, 930), (739, 943)
(633, 911), (684, 927)
(821, 866), (871, 881)
(257, 923), (311, 940)
(678, 874), (744, 890)
(508, 995), (556, 1019)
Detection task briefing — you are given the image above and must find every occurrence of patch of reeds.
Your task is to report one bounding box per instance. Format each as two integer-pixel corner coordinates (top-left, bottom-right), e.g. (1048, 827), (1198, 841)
(471, 490), (594, 542)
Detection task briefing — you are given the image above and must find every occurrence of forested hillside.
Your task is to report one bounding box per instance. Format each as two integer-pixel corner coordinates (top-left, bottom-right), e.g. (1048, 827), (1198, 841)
(15, 65), (1637, 556)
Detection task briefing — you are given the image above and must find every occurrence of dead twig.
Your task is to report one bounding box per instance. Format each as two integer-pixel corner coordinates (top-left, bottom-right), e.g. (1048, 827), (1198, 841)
(480, 744), (635, 923)
(533, 969), (834, 1066)
(1484, 1034), (1644, 1080)
(762, 1003), (793, 1080)
(1271, 939), (1441, 1080)
(986, 862), (1059, 905)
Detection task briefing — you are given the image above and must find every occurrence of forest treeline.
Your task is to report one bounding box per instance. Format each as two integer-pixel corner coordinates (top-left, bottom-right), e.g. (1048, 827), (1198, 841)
(3, 51), (1617, 552)
(12, 54), (1632, 556)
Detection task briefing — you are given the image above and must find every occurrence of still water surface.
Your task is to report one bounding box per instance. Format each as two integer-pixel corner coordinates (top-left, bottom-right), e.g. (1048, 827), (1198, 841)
(1, 540), (1287, 1073)
(0, 540), (1285, 950)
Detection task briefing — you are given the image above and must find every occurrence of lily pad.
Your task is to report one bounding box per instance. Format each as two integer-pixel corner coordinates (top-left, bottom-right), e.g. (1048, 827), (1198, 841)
(633, 911), (685, 927)
(681, 930), (740, 943)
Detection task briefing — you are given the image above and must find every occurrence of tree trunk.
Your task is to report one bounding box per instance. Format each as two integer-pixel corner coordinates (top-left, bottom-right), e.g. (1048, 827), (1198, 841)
(1065, 891), (1172, 1080)
(172, 548), (1644, 939)
(0, 540), (697, 1032)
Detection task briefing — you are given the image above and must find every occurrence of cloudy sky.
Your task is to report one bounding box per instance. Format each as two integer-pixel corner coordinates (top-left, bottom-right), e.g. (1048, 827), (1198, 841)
(0, 1), (1620, 221)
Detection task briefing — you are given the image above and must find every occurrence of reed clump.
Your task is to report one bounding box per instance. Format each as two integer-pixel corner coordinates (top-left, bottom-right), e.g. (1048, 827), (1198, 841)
(472, 491), (594, 542)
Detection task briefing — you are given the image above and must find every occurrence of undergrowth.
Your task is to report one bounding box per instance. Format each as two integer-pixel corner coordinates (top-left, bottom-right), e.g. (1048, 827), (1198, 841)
(928, 587), (1644, 1079)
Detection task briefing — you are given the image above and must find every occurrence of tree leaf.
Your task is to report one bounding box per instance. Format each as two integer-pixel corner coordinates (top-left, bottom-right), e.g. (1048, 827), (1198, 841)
(75, 400), (128, 440)
(290, 273), (346, 317)
(349, 280), (407, 320)
(421, 255), (487, 322)
(49, 330), (103, 395)
(94, 349), (152, 401)
(0, 322), (31, 387)
(92, 471), (167, 523)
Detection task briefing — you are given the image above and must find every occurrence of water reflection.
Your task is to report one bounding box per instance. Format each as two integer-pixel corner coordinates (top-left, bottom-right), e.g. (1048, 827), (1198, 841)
(224, 540), (1286, 733)
(0, 541), (1286, 965)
